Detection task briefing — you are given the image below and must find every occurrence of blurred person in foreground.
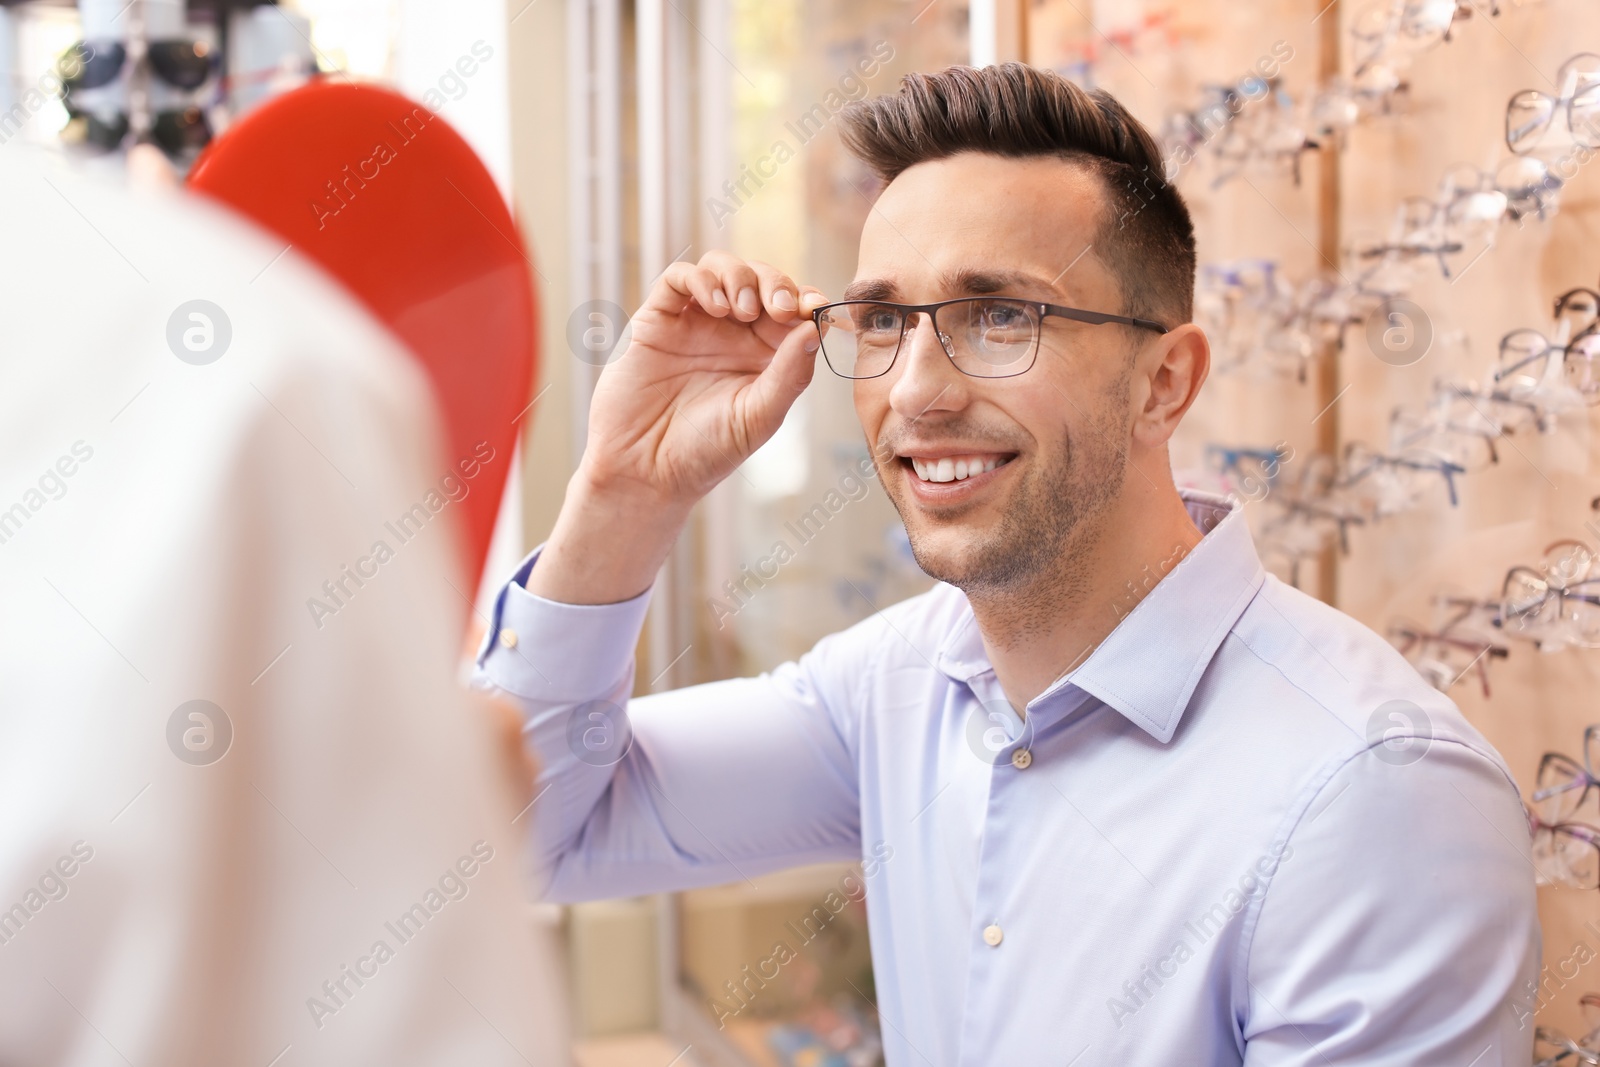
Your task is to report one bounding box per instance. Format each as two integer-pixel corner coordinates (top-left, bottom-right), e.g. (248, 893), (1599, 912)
(0, 144), (563, 1064)
(475, 64), (1540, 1063)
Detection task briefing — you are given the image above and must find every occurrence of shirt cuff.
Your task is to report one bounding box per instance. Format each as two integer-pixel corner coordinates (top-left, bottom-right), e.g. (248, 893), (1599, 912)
(474, 544), (654, 702)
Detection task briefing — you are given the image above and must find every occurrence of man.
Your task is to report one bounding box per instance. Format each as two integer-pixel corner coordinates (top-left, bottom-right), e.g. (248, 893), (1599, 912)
(476, 64), (1538, 1063)
(0, 147), (563, 1064)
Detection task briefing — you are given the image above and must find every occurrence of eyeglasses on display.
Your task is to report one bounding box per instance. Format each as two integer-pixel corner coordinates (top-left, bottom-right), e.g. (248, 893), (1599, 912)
(1532, 726), (1600, 823)
(1527, 807), (1600, 890)
(1506, 53), (1600, 156)
(1386, 618), (1508, 696)
(1495, 327), (1600, 405)
(1389, 384), (1504, 472)
(1497, 547), (1600, 651)
(1351, 0), (1499, 79)
(1536, 1025), (1600, 1066)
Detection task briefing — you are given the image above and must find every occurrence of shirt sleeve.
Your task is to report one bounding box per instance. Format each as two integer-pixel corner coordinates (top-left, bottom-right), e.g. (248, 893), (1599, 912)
(472, 549), (864, 901)
(1240, 739), (1541, 1066)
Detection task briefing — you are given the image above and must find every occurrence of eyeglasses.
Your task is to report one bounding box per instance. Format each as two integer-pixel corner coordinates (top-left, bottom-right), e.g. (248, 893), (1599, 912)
(1162, 82), (1255, 161)
(1537, 1026), (1600, 1066)
(1557, 287), (1600, 334)
(1497, 541), (1600, 649)
(1209, 82), (1322, 189)
(1341, 441), (1467, 512)
(1507, 53), (1600, 155)
(1199, 442), (1292, 502)
(57, 39), (215, 93)
(1527, 807), (1600, 889)
(1387, 618), (1508, 696)
(1533, 726), (1600, 823)
(1256, 453), (1370, 586)
(1352, 195), (1468, 283)
(1495, 153), (1565, 222)
(810, 297), (1169, 380)
(1351, 0), (1499, 77)
(1389, 384), (1504, 471)
(1495, 327), (1600, 402)
(60, 103), (212, 158)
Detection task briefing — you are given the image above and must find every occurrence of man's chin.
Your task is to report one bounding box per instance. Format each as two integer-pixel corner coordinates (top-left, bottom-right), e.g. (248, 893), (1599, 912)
(903, 529), (992, 587)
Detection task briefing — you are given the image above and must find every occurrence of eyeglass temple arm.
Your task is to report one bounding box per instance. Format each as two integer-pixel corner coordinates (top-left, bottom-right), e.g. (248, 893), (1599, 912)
(1496, 350), (1548, 379)
(1042, 303), (1169, 335)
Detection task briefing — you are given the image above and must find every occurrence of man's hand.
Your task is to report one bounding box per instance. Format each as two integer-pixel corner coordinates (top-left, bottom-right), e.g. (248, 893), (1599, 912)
(527, 253), (824, 605)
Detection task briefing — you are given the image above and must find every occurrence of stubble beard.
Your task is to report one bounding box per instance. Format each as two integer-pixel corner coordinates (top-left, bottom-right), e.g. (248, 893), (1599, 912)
(876, 380), (1131, 649)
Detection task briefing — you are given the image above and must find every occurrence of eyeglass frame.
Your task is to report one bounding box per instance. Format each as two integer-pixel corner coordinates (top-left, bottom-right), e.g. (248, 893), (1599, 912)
(1536, 1025), (1600, 1066)
(1496, 565), (1600, 642)
(1340, 441), (1467, 507)
(1386, 619), (1508, 697)
(1556, 287), (1600, 326)
(1533, 728), (1600, 820)
(1505, 52), (1600, 156)
(810, 296), (1170, 380)
(1525, 807), (1600, 890)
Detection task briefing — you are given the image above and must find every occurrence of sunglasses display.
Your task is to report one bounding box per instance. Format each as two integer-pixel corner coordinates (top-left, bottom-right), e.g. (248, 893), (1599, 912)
(57, 39), (215, 93)
(61, 104), (212, 157)
(50, 35), (218, 163)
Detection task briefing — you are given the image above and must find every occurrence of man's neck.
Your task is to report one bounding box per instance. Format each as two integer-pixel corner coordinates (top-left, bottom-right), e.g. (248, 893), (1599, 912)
(969, 482), (1205, 715)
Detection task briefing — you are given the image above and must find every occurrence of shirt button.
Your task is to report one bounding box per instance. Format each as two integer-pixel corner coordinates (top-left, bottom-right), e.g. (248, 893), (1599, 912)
(1011, 748), (1032, 770)
(499, 628), (519, 649)
(983, 924), (1004, 947)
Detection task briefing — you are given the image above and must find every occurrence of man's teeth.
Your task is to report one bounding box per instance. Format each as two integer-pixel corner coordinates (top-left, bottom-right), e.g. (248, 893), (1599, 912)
(909, 456), (1007, 483)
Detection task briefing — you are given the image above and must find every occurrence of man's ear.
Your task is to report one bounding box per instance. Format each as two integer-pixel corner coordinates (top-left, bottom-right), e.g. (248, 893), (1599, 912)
(1133, 323), (1208, 449)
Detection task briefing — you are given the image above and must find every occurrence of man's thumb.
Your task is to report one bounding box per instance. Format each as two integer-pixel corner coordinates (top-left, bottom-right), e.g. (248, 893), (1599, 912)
(748, 319), (820, 436)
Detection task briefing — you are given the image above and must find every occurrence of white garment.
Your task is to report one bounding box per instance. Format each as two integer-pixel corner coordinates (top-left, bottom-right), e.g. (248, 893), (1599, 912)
(0, 148), (565, 1066)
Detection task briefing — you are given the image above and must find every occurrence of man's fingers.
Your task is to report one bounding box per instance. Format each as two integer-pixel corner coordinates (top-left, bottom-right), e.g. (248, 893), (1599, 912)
(698, 252), (763, 321)
(686, 264), (735, 317)
(750, 260), (802, 322)
(658, 261), (718, 315)
(654, 254), (825, 334)
(750, 312), (799, 350)
(747, 318), (821, 438)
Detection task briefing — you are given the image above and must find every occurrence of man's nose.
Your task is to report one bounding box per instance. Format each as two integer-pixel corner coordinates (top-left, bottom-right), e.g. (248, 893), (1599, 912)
(888, 311), (968, 419)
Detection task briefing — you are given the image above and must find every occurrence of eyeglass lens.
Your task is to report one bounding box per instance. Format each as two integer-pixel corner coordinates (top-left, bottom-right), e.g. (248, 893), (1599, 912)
(817, 300), (1041, 379)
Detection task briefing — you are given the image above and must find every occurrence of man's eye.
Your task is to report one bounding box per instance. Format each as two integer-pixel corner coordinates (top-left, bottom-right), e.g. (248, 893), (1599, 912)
(978, 303), (1030, 331)
(859, 308), (901, 333)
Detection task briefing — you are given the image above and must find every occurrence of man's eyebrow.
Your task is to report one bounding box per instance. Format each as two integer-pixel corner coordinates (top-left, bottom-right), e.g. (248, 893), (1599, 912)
(942, 267), (1059, 299)
(840, 270), (1064, 304)
(840, 278), (898, 302)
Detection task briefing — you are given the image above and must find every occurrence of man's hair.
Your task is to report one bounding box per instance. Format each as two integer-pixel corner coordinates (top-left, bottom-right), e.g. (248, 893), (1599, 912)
(838, 62), (1195, 327)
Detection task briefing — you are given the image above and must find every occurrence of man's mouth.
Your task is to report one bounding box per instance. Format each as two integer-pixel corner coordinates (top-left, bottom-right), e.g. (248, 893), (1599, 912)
(903, 453), (1016, 484)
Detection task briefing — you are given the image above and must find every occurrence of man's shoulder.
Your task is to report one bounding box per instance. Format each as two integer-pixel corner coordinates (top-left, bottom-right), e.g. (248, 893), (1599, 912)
(1214, 573), (1512, 783)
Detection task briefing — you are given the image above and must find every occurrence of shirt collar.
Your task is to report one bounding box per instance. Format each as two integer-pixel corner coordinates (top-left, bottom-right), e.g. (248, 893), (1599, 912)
(933, 488), (1266, 743)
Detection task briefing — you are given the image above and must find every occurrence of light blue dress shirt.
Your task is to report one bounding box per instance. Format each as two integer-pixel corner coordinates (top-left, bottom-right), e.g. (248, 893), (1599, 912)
(475, 489), (1539, 1065)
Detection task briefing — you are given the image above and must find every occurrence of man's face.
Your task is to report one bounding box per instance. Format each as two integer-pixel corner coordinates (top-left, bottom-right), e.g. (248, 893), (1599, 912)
(849, 151), (1143, 595)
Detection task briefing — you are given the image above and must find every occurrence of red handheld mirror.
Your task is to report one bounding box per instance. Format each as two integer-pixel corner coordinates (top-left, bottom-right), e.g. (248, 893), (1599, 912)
(187, 80), (536, 584)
